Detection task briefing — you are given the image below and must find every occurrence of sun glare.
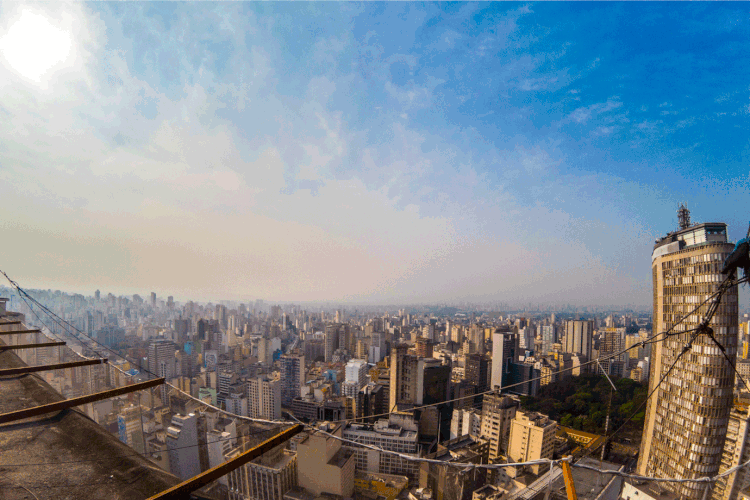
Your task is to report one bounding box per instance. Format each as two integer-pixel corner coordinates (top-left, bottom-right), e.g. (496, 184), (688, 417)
(0, 10), (73, 83)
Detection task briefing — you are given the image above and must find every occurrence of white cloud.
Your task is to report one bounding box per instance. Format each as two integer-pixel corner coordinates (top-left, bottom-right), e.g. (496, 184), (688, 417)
(568, 99), (622, 124)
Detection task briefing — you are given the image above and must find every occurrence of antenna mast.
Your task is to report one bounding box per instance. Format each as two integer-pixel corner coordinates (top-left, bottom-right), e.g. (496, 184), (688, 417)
(677, 203), (691, 230)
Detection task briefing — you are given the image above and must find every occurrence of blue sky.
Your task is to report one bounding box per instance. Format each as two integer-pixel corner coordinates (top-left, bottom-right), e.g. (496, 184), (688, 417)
(0, 2), (748, 306)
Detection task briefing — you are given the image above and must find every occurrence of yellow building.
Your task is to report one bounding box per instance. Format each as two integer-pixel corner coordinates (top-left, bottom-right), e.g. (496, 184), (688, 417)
(354, 472), (408, 500)
(508, 410), (557, 474)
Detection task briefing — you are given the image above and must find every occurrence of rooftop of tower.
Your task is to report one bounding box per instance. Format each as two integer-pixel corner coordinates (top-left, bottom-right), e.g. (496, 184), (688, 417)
(653, 206), (729, 254)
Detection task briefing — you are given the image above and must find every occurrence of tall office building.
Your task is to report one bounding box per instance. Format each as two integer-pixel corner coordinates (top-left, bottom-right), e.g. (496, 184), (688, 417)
(342, 359), (369, 399)
(415, 336), (433, 358)
(637, 208), (738, 500)
(563, 320), (594, 363)
(598, 327), (627, 378)
(508, 410), (557, 475)
(325, 324), (340, 362)
(389, 345), (450, 412)
(280, 353), (305, 406)
(490, 328), (517, 392)
(148, 337), (177, 380)
(480, 393), (519, 462)
(389, 344), (419, 411)
(540, 324), (556, 354)
(465, 353), (490, 394)
(248, 376), (281, 420)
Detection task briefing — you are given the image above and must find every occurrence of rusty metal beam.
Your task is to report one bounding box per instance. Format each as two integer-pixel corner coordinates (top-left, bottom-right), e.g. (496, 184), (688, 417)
(0, 377), (165, 424)
(0, 358), (107, 376)
(0, 320), (22, 325)
(0, 341), (66, 350)
(0, 329), (41, 335)
(146, 424), (302, 500)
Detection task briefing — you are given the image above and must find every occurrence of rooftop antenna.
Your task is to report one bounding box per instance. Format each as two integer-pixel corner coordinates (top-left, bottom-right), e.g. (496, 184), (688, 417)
(677, 203), (691, 230)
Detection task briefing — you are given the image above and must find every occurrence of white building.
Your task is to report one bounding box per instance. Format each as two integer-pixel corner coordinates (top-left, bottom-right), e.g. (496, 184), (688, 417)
(225, 383), (248, 417)
(342, 416), (420, 481)
(450, 408), (482, 440)
(207, 430), (232, 486)
(248, 375), (281, 420)
(166, 413), (201, 480)
(345, 359), (368, 389)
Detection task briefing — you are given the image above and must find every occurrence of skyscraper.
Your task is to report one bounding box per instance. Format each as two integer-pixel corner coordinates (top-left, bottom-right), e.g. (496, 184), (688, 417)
(490, 327), (517, 392)
(563, 319), (594, 363)
(598, 327), (627, 378)
(480, 392), (519, 462)
(148, 337), (177, 380)
(465, 353), (490, 394)
(280, 353), (305, 407)
(247, 375), (281, 420)
(637, 208), (738, 500)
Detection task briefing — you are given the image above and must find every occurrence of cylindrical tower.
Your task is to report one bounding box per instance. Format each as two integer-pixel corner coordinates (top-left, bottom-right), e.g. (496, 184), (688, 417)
(638, 219), (738, 500)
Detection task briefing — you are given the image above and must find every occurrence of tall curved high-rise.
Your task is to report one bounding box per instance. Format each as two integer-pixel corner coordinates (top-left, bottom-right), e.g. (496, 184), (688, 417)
(637, 208), (738, 500)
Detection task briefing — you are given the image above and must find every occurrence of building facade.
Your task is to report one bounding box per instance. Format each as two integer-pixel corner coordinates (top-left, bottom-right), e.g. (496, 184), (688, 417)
(342, 417), (420, 482)
(508, 410), (557, 474)
(166, 413), (201, 480)
(297, 424), (355, 498)
(563, 320), (594, 363)
(247, 376), (281, 421)
(226, 445), (297, 500)
(638, 211), (738, 500)
(712, 403), (750, 500)
(280, 353), (305, 407)
(480, 393), (520, 462)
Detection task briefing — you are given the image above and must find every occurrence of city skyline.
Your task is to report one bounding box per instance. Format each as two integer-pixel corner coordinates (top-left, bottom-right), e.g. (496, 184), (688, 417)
(2, 3), (749, 305)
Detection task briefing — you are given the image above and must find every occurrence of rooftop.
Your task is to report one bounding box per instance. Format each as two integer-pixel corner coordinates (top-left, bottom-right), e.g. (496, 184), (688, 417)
(0, 320), (182, 498)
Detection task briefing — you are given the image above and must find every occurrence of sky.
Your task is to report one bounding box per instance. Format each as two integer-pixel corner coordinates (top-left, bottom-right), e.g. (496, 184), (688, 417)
(0, 2), (749, 307)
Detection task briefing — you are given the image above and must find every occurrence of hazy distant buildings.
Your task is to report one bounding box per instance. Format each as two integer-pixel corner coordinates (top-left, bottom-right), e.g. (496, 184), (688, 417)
(638, 208), (738, 500)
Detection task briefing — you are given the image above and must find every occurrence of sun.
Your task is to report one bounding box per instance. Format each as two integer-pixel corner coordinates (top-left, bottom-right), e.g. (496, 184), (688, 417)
(0, 9), (73, 83)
